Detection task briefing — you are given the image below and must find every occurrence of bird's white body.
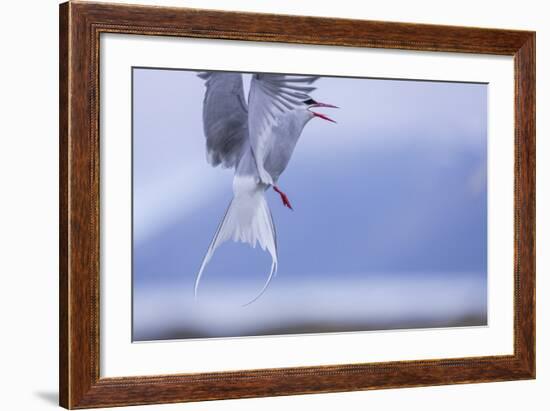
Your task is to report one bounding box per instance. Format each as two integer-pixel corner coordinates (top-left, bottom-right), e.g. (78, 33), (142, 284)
(195, 72), (335, 304)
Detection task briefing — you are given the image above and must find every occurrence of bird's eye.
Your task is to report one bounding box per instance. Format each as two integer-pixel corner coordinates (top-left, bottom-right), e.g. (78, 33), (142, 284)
(303, 98), (317, 105)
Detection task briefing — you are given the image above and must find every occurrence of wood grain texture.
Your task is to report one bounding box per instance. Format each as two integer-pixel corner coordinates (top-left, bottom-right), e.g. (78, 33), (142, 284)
(514, 34), (536, 373)
(59, 2), (69, 407)
(59, 1), (536, 408)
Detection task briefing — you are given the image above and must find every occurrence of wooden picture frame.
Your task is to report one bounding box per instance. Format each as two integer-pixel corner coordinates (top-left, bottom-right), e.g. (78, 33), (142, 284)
(59, 1), (535, 408)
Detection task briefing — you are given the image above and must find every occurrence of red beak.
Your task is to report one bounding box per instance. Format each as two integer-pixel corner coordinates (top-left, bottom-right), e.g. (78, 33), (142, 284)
(311, 102), (339, 109)
(310, 101), (338, 123)
(312, 111), (337, 123)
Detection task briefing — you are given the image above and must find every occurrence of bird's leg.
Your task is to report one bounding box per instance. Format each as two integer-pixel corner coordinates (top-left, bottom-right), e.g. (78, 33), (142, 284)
(273, 186), (293, 210)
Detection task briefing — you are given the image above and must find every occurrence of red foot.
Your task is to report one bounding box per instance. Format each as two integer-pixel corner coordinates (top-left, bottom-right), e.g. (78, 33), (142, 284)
(273, 186), (293, 210)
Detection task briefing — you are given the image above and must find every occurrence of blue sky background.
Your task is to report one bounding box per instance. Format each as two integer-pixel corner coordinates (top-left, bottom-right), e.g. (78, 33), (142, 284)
(132, 68), (487, 341)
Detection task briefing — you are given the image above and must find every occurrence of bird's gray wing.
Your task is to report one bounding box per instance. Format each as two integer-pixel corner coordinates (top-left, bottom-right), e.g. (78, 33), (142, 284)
(263, 110), (305, 183)
(198, 72), (249, 169)
(248, 74), (319, 185)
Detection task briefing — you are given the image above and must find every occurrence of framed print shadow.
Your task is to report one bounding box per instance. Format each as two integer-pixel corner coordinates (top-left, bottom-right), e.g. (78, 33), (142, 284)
(59, 1), (535, 409)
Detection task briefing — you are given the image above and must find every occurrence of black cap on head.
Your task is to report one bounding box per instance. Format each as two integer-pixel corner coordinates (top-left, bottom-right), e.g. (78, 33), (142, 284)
(303, 98), (317, 105)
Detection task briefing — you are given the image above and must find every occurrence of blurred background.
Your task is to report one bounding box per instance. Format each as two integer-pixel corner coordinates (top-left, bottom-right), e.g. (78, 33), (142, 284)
(132, 68), (487, 341)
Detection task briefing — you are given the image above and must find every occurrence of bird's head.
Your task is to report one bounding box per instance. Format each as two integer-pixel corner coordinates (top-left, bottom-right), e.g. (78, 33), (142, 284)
(303, 98), (338, 123)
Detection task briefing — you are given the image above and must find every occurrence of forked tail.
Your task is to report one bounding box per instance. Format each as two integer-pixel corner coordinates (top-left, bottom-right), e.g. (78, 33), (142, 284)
(194, 192), (278, 305)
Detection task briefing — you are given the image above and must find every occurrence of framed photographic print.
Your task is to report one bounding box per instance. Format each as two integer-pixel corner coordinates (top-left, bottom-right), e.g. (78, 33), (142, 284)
(59, 1), (535, 408)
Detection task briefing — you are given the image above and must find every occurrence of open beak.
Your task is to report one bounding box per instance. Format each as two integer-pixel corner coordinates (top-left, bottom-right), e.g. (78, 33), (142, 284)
(310, 102), (338, 123)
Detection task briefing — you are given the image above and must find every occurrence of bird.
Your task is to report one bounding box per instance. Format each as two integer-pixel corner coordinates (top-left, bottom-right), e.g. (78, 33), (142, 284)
(194, 71), (337, 305)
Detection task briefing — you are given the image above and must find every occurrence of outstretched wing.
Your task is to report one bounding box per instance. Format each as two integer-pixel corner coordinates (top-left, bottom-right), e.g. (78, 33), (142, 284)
(198, 72), (249, 168)
(248, 74), (319, 185)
